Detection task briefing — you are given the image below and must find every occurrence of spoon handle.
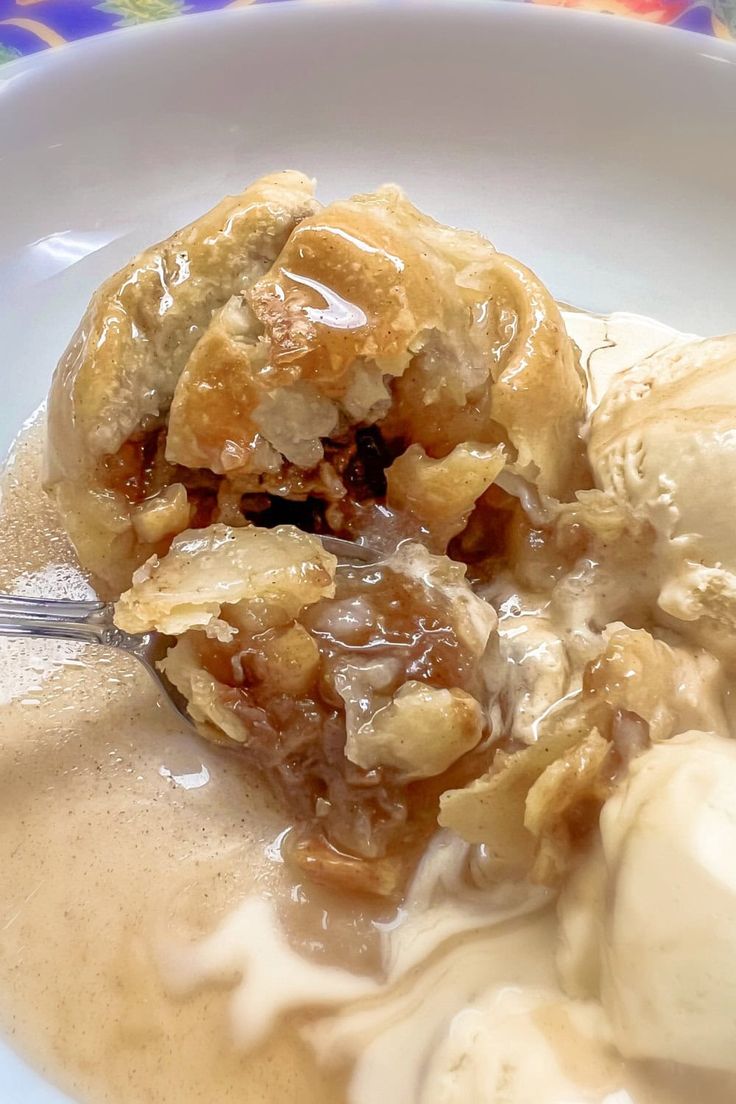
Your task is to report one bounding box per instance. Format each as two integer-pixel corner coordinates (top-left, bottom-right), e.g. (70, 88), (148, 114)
(0, 593), (115, 646)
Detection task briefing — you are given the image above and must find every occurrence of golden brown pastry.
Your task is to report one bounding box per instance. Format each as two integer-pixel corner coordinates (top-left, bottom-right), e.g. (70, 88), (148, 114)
(45, 174), (586, 596)
(45, 171), (320, 592)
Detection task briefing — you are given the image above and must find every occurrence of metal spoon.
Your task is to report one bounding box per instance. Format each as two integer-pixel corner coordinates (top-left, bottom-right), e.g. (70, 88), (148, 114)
(0, 536), (380, 729)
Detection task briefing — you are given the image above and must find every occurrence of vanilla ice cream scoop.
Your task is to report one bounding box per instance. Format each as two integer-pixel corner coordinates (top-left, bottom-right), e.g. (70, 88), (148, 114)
(588, 335), (736, 661)
(419, 986), (616, 1104)
(559, 731), (736, 1072)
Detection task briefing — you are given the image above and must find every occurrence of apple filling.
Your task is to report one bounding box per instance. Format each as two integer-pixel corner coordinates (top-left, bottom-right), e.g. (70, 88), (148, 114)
(115, 528), (496, 895)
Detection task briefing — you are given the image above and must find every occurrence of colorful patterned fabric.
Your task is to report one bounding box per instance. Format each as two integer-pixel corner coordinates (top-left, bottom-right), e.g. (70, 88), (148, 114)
(0, 0), (733, 66)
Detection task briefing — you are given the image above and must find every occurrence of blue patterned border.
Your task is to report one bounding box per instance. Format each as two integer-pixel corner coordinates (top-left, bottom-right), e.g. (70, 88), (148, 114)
(0, 0), (733, 66)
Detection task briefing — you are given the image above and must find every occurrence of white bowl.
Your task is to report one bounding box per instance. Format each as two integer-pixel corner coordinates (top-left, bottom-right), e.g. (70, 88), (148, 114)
(0, 2), (734, 1098)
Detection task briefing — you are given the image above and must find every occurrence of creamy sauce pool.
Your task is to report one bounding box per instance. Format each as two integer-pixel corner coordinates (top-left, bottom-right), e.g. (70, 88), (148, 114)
(0, 313), (733, 1104)
(0, 417), (351, 1103)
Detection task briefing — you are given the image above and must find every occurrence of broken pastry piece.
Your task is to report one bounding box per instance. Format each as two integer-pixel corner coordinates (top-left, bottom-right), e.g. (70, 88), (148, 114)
(115, 528), (497, 896)
(116, 524), (337, 638)
(46, 173), (586, 596)
(439, 623), (726, 885)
